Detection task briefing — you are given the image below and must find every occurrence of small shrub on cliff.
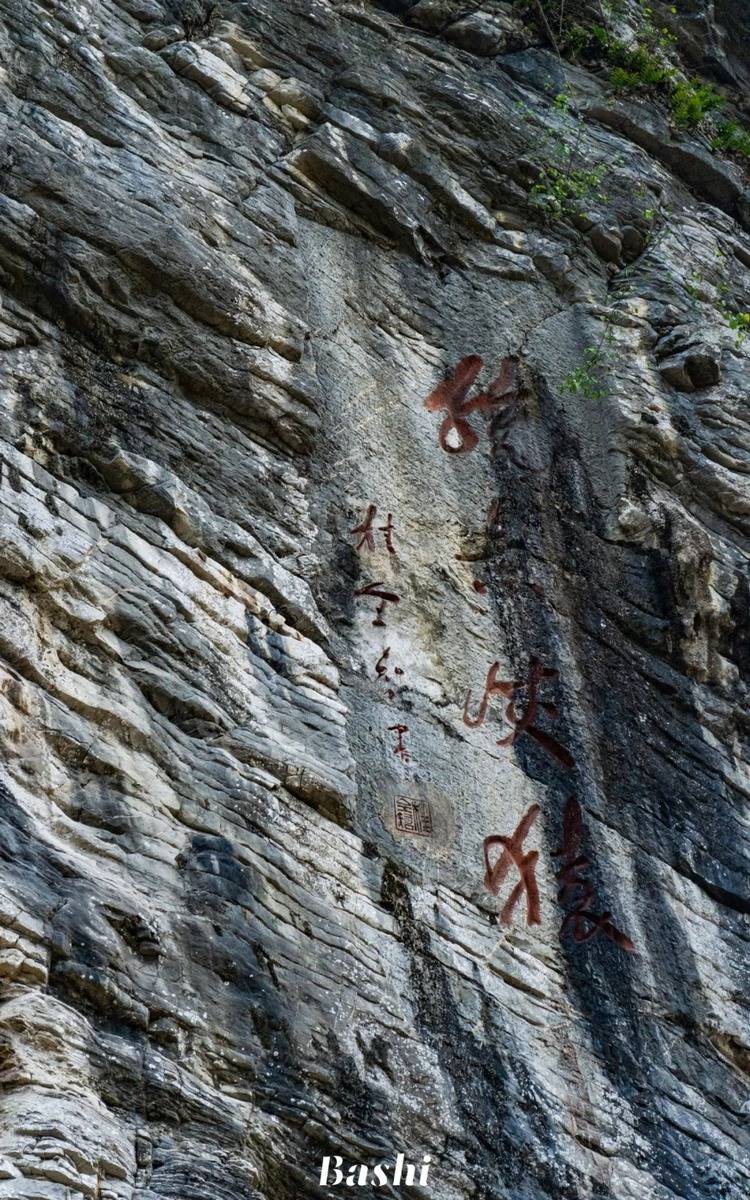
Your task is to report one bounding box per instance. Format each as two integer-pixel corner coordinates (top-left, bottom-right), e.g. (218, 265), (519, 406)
(529, 161), (609, 217)
(711, 119), (750, 159)
(528, 0), (727, 141)
(561, 316), (617, 401)
(609, 43), (672, 92)
(727, 312), (750, 345)
(670, 79), (724, 128)
(562, 344), (609, 401)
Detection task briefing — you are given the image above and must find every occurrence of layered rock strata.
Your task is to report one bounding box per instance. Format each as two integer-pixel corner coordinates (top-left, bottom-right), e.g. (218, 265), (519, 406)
(0, 2), (748, 1198)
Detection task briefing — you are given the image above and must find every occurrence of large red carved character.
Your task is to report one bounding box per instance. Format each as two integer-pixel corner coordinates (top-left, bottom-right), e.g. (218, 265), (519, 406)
(483, 804), (542, 927)
(464, 657), (574, 769)
(553, 796), (636, 953)
(423, 355), (519, 455)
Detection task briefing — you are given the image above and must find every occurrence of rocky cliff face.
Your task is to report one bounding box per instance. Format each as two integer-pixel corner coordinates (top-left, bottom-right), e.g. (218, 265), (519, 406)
(1, 1), (749, 1197)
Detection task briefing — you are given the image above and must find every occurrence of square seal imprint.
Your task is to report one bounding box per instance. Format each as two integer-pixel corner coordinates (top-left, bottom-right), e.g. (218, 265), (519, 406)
(381, 779), (454, 859)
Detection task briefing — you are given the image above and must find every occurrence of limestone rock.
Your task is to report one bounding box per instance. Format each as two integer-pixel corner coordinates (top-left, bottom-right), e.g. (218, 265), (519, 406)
(1, 0), (749, 1197)
(445, 8), (523, 57)
(590, 223), (623, 263)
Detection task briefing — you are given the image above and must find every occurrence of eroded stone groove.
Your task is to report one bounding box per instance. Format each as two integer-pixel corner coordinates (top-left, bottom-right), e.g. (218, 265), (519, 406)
(0, 1), (748, 1197)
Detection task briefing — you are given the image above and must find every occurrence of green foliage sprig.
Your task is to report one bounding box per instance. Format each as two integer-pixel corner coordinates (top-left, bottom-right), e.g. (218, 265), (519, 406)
(727, 312), (750, 345)
(670, 79), (724, 128)
(711, 119), (750, 160)
(529, 160), (609, 217)
(561, 320), (616, 401)
(528, 1), (727, 135)
(561, 345), (609, 400)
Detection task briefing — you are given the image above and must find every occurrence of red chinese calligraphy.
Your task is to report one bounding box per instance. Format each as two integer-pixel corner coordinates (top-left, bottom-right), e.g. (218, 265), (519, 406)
(376, 647), (390, 683)
(355, 582), (400, 627)
(423, 355), (520, 455)
(464, 656), (574, 769)
(375, 647), (404, 699)
(423, 354), (483, 454)
(464, 661), (505, 729)
(379, 512), (396, 554)
(351, 503), (377, 551)
(388, 724), (410, 762)
(483, 804), (541, 926)
(351, 504), (397, 554)
(553, 796), (636, 953)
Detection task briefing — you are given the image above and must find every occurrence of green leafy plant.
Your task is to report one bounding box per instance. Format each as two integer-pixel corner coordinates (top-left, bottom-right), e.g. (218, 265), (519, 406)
(521, 74), (613, 221)
(523, 0), (739, 170)
(599, 0), (628, 19)
(562, 345), (609, 401)
(609, 43), (672, 92)
(727, 312), (750, 345)
(685, 268), (708, 301)
(711, 118), (750, 159)
(636, 2), (677, 44)
(670, 78), (723, 128)
(529, 161), (609, 216)
(696, 261), (750, 345)
(561, 315), (617, 400)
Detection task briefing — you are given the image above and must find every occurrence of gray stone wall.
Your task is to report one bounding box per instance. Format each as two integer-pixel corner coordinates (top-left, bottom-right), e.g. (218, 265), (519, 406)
(0, 1), (748, 1197)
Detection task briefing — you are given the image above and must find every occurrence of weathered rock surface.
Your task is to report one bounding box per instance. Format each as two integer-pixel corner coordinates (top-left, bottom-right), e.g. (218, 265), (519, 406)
(0, 1), (748, 1198)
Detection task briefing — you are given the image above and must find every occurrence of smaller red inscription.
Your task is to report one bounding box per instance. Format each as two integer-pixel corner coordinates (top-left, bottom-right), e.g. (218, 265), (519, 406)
(388, 723), (411, 762)
(351, 504), (397, 554)
(375, 647), (404, 699)
(354, 582), (401, 627)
